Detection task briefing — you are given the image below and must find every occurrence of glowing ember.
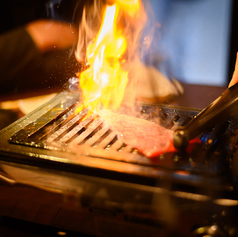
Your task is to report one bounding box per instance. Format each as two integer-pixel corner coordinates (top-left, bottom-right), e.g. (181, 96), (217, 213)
(75, 0), (144, 114)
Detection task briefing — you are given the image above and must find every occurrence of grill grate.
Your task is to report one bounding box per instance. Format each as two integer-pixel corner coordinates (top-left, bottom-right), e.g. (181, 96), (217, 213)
(0, 91), (237, 192)
(9, 99), (196, 159)
(7, 92), (238, 179)
(2, 92), (238, 237)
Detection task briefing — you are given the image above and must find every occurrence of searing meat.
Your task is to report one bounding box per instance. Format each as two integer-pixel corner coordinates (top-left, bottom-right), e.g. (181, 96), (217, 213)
(99, 111), (176, 157)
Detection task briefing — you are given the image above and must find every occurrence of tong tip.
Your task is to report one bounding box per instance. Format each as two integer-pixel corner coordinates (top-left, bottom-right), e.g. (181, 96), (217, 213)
(173, 129), (189, 150)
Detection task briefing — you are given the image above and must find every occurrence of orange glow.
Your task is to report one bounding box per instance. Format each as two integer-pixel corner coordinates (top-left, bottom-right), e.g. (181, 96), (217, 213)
(75, 0), (143, 114)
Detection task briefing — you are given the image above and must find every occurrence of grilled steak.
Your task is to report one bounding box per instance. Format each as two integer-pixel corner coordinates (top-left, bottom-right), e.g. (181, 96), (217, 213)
(99, 111), (175, 157)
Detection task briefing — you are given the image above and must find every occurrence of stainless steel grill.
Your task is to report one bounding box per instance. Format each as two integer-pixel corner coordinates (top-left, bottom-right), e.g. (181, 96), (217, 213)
(1, 91), (238, 236)
(0, 91), (236, 188)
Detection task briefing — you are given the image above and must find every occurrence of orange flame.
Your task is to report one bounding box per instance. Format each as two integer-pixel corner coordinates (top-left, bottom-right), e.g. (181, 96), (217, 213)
(75, 0), (143, 114)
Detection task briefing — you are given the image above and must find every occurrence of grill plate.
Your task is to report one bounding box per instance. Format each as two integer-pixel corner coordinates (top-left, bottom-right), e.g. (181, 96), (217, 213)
(0, 91), (238, 190)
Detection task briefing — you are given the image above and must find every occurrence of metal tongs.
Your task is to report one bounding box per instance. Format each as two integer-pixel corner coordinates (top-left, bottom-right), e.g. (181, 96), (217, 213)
(173, 83), (238, 150)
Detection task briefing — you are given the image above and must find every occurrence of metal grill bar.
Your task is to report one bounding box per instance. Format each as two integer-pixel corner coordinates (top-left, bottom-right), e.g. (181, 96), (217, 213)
(9, 100), (77, 146)
(69, 117), (104, 146)
(58, 114), (96, 144)
(83, 125), (111, 146)
(47, 110), (88, 143)
(108, 139), (125, 151)
(97, 132), (117, 149)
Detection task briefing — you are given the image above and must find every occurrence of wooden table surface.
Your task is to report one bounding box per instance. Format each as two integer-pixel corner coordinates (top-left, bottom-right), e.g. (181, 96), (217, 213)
(172, 83), (227, 110)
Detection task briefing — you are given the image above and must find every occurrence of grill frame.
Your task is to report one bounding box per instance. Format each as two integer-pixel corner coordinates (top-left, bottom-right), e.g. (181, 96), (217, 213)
(1, 91), (238, 236)
(0, 91), (237, 193)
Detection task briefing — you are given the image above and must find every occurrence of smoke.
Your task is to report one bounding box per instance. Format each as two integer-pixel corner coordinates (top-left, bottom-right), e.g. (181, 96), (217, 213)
(75, 0), (105, 64)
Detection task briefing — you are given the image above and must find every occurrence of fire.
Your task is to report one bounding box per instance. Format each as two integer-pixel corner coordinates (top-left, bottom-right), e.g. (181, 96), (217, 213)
(75, 0), (144, 114)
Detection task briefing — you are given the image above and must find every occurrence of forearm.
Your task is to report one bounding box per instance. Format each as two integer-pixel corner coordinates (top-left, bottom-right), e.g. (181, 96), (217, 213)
(0, 27), (42, 85)
(25, 20), (77, 53)
(0, 20), (78, 97)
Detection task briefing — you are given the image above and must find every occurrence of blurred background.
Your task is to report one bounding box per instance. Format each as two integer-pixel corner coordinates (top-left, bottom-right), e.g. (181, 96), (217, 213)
(0, 0), (237, 88)
(145, 0), (233, 86)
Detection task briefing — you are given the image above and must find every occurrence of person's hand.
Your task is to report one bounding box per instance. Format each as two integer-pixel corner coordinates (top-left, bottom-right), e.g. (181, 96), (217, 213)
(25, 19), (77, 53)
(229, 52), (238, 87)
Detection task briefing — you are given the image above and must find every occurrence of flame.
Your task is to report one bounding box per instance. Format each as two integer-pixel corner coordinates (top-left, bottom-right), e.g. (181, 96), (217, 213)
(111, 0), (141, 17)
(75, 0), (143, 114)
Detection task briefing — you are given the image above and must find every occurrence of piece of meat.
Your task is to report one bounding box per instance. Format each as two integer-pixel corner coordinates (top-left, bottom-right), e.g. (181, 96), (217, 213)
(99, 110), (176, 157)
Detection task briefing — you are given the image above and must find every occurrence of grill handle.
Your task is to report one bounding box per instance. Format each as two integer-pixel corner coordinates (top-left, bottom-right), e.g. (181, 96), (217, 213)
(173, 83), (238, 150)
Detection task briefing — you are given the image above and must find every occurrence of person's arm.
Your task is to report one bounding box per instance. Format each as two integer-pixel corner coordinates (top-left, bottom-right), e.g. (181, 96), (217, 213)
(0, 26), (40, 83)
(25, 20), (77, 53)
(0, 20), (77, 96)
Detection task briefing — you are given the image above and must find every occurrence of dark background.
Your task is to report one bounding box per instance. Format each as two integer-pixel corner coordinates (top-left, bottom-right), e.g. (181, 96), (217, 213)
(0, 0), (46, 33)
